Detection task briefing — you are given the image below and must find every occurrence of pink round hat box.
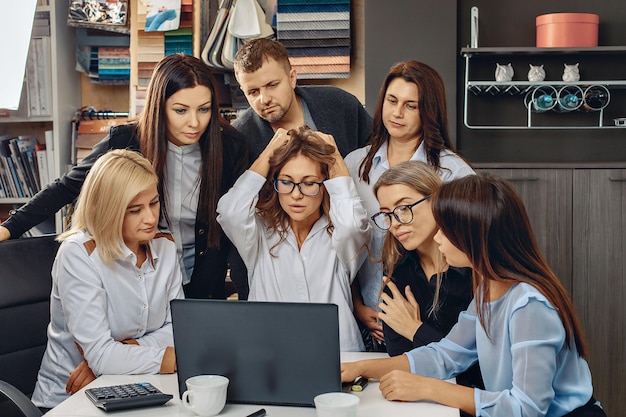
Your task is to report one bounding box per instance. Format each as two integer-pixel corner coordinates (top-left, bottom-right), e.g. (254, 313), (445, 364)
(536, 13), (599, 48)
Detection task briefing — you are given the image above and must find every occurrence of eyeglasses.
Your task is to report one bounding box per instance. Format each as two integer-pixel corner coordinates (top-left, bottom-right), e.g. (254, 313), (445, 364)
(273, 179), (325, 196)
(371, 195), (431, 230)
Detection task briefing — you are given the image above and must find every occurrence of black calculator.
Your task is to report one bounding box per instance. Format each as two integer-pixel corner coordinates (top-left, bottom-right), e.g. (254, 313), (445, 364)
(85, 382), (173, 411)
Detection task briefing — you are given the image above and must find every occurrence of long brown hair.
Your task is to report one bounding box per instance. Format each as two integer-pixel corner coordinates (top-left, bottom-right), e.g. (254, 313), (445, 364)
(359, 60), (455, 183)
(256, 126), (335, 253)
(432, 174), (587, 357)
(136, 53), (224, 248)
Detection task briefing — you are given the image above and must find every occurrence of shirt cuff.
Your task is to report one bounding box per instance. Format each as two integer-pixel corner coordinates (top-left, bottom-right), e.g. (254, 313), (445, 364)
(404, 351), (417, 374)
(159, 346), (176, 374)
(324, 176), (358, 198)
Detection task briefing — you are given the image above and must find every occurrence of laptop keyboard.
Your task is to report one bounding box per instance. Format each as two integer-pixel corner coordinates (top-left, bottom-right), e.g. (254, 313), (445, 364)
(85, 382), (173, 411)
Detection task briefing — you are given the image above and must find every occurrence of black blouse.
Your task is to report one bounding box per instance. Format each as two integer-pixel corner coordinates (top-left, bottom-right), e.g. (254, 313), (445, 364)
(382, 250), (483, 389)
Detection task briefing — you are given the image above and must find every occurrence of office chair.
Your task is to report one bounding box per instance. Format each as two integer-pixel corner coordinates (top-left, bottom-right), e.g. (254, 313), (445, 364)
(0, 380), (43, 417)
(0, 235), (59, 396)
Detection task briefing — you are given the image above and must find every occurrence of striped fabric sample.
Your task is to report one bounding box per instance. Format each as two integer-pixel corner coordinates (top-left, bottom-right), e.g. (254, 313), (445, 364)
(276, 0), (351, 79)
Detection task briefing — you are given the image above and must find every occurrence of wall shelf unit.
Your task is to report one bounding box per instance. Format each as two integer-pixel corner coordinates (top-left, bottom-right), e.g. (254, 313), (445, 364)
(0, 0), (81, 234)
(461, 46), (626, 129)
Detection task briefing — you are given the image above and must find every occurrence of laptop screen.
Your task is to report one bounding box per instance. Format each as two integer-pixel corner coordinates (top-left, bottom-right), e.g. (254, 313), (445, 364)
(171, 299), (342, 407)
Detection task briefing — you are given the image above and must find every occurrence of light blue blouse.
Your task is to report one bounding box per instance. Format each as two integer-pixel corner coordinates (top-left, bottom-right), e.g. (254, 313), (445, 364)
(405, 283), (594, 417)
(165, 141), (201, 285)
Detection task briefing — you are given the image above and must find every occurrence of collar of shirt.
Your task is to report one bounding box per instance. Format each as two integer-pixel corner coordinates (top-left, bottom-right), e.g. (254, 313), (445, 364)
(120, 239), (160, 270)
(300, 97), (317, 131)
(371, 140), (427, 170)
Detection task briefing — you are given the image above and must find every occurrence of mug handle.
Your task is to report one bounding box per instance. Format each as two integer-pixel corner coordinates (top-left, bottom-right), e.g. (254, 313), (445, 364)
(182, 390), (195, 412)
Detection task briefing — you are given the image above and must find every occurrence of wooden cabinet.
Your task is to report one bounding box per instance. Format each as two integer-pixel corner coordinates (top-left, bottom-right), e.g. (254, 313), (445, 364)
(572, 168), (626, 417)
(478, 166), (625, 417)
(476, 168), (573, 293)
(0, 0), (81, 234)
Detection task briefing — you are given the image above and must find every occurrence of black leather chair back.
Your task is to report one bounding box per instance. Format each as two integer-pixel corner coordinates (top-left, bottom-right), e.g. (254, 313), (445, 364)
(0, 235), (59, 397)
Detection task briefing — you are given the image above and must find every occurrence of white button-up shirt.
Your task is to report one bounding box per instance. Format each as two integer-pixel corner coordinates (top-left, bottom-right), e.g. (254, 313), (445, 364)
(217, 171), (370, 351)
(166, 141), (201, 284)
(32, 231), (184, 408)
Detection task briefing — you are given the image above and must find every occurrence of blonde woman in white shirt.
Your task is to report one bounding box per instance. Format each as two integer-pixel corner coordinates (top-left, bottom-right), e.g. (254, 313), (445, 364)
(32, 149), (184, 409)
(217, 126), (370, 351)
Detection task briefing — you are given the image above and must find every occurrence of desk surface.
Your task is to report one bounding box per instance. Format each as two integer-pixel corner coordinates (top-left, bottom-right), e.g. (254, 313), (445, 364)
(45, 352), (459, 417)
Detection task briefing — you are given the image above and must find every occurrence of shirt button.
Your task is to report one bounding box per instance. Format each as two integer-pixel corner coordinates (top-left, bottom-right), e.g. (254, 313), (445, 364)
(302, 256), (307, 261)
(199, 251), (205, 256)
(142, 303), (148, 309)
(198, 229), (205, 235)
(9, 209), (17, 216)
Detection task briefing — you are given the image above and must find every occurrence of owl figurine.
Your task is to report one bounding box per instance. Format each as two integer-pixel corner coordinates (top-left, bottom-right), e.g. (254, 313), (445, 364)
(562, 63), (580, 82)
(495, 63), (514, 82)
(527, 64), (546, 82)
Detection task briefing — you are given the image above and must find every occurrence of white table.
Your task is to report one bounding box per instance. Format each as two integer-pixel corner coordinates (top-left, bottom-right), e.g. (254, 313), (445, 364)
(45, 352), (459, 417)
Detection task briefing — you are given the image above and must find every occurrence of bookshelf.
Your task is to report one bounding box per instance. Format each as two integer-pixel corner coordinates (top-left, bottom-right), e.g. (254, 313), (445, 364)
(0, 0), (81, 234)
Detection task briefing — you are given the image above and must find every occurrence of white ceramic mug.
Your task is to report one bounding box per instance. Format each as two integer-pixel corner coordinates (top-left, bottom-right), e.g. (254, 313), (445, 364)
(181, 375), (229, 416)
(314, 392), (359, 417)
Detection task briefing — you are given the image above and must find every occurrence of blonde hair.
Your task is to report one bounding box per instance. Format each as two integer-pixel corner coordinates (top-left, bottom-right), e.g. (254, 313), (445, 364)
(373, 161), (444, 316)
(59, 149), (159, 264)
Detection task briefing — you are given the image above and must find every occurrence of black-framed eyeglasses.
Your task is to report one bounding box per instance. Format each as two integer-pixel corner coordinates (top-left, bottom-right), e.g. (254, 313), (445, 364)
(371, 195), (431, 230)
(273, 179), (325, 196)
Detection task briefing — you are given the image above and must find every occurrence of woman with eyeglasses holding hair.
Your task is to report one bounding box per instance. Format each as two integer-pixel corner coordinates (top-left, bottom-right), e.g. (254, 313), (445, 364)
(371, 161), (481, 391)
(217, 126), (371, 352)
(345, 60), (474, 351)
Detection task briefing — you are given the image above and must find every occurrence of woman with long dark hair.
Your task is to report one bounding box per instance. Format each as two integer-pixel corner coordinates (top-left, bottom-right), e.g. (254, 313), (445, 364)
(0, 54), (248, 299)
(341, 174), (604, 417)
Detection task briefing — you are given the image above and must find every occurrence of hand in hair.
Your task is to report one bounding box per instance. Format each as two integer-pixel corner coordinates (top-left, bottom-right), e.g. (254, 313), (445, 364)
(313, 131), (350, 178)
(249, 128), (291, 177)
(378, 277), (422, 341)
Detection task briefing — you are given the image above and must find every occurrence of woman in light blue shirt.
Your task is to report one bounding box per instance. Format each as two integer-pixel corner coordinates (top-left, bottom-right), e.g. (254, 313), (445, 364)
(32, 150), (184, 409)
(342, 174), (605, 417)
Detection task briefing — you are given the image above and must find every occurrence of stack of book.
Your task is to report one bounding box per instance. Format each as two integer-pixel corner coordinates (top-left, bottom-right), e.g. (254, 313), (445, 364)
(0, 132), (53, 198)
(164, 27), (193, 56)
(76, 28), (130, 85)
(72, 116), (128, 165)
(98, 47), (131, 84)
(276, 0), (351, 79)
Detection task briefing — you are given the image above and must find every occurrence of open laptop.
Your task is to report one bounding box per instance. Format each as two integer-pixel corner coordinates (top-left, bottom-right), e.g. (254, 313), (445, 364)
(171, 299), (342, 407)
